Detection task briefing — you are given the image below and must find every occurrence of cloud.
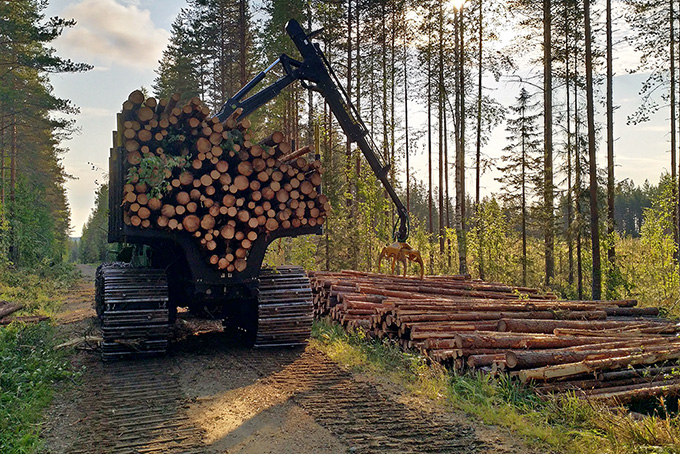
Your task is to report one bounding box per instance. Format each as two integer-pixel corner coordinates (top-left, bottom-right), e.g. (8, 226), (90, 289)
(56, 0), (169, 70)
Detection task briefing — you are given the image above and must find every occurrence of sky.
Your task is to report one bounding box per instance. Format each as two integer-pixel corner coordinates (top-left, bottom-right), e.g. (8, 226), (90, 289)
(43, 0), (672, 236)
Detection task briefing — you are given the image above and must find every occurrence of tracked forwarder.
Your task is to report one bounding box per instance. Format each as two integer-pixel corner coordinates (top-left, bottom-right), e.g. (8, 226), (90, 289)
(98, 19), (421, 360)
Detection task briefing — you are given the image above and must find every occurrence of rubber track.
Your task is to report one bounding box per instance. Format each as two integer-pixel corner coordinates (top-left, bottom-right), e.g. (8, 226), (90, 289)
(238, 349), (487, 453)
(68, 359), (205, 454)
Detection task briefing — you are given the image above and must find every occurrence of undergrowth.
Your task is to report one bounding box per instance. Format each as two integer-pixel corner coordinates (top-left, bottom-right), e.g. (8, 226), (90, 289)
(311, 319), (680, 454)
(0, 323), (72, 453)
(0, 264), (79, 453)
(0, 262), (79, 316)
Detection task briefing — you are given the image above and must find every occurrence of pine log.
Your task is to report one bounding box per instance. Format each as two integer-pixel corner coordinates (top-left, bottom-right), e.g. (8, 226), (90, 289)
(182, 215), (200, 233)
(279, 145), (314, 163)
(128, 90), (145, 106)
(596, 364), (680, 382)
(0, 302), (24, 319)
(467, 354), (506, 369)
(137, 207), (151, 220)
(583, 379), (680, 404)
(262, 131), (284, 146)
(394, 310), (607, 324)
(505, 341), (680, 369)
(518, 350), (680, 383)
(497, 318), (674, 334)
(451, 332), (618, 351)
(148, 197), (162, 211)
(0, 315), (50, 325)
(200, 215), (215, 231)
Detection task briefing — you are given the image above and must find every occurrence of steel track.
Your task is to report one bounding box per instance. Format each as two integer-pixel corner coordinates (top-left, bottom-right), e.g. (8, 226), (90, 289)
(96, 263), (171, 361)
(255, 266), (314, 347)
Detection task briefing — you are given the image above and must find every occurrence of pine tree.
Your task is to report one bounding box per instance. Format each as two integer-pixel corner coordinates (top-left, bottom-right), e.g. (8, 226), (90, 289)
(0, 0), (90, 265)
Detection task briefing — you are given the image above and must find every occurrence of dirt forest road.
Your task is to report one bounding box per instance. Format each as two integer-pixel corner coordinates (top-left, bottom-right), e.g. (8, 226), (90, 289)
(41, 266), (534, 454)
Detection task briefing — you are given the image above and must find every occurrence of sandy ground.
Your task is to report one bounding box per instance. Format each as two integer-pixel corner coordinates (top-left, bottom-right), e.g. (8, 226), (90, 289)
(40, 265), (535, 454)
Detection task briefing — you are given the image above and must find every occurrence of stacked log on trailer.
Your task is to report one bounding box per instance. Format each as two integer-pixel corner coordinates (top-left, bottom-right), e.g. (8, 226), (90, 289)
(118, 90), (329, 272)
(310, 270), (680, 404)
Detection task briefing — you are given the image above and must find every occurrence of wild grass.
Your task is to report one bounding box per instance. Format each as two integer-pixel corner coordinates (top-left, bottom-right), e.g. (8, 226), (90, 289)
(0, 323), (72, 453)
(311, 319), (680, 454)
(0, 264), (79, 453)
(0, 263), (79, 316)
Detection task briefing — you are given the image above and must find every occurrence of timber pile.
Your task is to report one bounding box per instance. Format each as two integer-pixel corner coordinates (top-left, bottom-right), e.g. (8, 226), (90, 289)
(118, 90), (329, 272)
(309, 270), (680, 404)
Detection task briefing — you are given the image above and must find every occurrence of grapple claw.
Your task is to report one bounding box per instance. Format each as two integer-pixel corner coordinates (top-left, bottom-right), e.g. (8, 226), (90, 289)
(378, 242), (425, 280)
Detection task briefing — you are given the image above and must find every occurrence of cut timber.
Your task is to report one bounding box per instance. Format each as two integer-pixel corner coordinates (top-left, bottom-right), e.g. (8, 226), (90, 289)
(128, 90), (145, 105)
(279, 145), (314, 163)
(505, 341), (680, 369)
(55, 336), (104, 350)
(0, 315), (50, 325)
(518, 350), (680, 383)
(118, 91), (329, 273)
(497, 318), (676, 334)
(584, 380), (680, 404)
(0, 302), (24, 319)
(182, 215), (200, 233)
(262, 131), (284, 146)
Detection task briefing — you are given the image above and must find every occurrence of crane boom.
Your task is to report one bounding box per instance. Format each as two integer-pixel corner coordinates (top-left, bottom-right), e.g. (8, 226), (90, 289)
(216, 19), (410, 243)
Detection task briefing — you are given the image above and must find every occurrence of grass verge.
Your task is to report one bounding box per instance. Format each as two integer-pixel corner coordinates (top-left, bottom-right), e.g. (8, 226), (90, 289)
(311, 319), (680, 454)
(0, 264), (79, 453)
(0, 323), (72, 453)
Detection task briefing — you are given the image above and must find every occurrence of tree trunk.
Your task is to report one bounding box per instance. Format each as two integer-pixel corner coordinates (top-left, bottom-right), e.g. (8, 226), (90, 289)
(566, 2), (574, 286)
(346, 0), (353, 202)
(476, 0), (484, 280)
(671, 0), (679, 267)
(238, 0), (248, 88)
(0, 112), (4, 213)
(445, 102), (452, 271)
(606, 0), (617, 282)
(543, 0), (554, 286)
(404, 11), (410, 213)
(355, 0), (361, 180)
(574, 30), (584, 300)
(522, 127), (528, 286)
(10, 114), (16, 206)
(428, 23), (434, 266)
(439, 2), (445, 257)
(585, 0), (602, 300)
(457, 7), (468, 275)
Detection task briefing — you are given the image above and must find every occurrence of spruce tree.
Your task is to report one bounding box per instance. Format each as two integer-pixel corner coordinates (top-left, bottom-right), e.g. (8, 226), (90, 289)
(496, 88), (542, 285)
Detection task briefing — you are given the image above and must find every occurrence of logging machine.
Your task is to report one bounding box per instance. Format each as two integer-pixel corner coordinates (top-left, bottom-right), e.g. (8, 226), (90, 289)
(97, 18), (422, 360)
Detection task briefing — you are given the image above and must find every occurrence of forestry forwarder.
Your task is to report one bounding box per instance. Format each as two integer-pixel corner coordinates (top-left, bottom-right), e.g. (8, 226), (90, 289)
(97, 19), (422, 360)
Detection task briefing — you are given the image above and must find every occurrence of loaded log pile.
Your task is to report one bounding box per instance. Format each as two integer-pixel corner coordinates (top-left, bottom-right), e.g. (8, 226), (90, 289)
(118, 90), (329, 272)
(310, 270), (680, 404)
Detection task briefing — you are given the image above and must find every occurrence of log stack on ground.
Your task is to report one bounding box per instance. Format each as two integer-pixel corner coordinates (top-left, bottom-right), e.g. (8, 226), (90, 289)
(309, 270), (680, 405)
(117, 90), (329, 272)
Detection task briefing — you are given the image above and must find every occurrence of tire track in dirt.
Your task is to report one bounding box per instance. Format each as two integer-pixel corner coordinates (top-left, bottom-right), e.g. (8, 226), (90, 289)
(45, 271), (530, 454)
(64, 359), (206, 454)
(236, 349), (486, 453)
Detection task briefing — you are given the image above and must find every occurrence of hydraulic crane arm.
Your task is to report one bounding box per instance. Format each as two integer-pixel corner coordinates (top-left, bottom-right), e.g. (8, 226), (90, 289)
(216, 19), (410, 243)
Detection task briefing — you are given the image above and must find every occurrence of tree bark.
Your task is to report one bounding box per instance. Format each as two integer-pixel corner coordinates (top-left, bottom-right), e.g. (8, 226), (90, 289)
(476, 0), (484, 280)
(457, 6), (468, 275)
(585, 0), (602, 300)
(543, 0), (554, 286)
(606, 0), (617, 282)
